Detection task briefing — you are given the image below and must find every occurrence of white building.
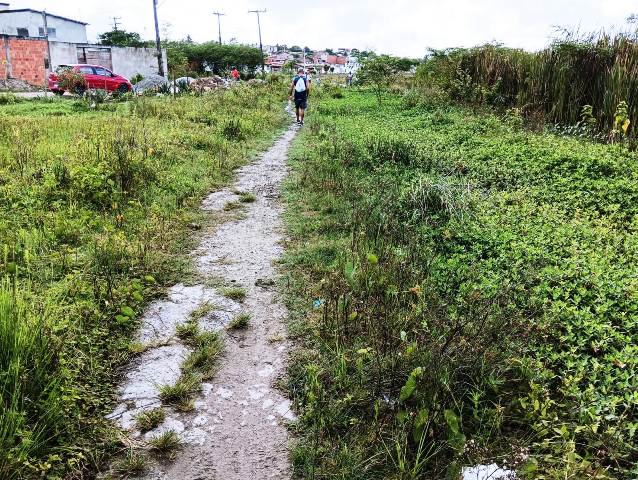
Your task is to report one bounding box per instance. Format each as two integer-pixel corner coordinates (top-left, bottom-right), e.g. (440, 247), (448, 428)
(0, 3), (88, 43)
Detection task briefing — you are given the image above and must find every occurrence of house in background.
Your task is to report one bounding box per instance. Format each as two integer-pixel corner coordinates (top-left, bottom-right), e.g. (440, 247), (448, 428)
(0, 3), (88, 43)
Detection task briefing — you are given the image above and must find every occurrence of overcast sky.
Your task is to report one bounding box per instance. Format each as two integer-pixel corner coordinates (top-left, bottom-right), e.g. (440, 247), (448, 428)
(7, 0), (637, 56)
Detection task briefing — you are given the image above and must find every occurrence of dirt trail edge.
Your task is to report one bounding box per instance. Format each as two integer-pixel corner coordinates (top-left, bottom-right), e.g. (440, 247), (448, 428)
(107, 124), (298, 479)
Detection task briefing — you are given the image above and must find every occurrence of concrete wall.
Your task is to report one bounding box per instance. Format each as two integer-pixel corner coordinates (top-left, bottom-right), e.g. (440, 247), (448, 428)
(111, 46), (168, 79)
(50, 42), (168, 80)
(0, 11), (87, 43)
(49, 40), (76, 69)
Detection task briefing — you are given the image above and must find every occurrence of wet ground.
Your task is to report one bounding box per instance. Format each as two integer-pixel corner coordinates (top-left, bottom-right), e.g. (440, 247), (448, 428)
(107, 124), (298, 479)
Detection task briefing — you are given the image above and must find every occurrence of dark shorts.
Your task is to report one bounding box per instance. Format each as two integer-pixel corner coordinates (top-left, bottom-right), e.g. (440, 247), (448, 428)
(294, 93), (308, 109)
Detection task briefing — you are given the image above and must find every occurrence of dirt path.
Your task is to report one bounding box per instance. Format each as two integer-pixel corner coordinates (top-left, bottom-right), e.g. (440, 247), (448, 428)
(107, 124), (298, 479)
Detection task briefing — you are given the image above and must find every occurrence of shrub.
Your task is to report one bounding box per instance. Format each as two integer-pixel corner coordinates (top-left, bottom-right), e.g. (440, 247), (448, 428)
(56, 67), (88, 95)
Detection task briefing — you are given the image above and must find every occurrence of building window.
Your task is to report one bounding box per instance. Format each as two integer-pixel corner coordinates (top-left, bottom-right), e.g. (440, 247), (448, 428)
(38, 27), (57, 38)
(16, 27), (28, 37)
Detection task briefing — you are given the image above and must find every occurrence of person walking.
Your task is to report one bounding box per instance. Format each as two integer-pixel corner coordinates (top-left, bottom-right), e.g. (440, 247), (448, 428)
(231, 67), (240, 81)
(289, 67), (310, 125)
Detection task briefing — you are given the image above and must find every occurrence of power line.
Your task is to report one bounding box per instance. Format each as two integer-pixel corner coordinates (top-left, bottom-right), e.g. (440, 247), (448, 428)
(213, 11), (225, 44)
(248, 9), (266, 73)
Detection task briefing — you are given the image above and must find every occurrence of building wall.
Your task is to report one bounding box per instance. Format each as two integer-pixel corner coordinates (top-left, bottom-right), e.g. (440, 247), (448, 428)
(3, 36), (168, 87)
(111, 46), (167, 79)
(4, 36), (47, 85)
(0, 11), (87, 43)
(49, 40), (76, 68)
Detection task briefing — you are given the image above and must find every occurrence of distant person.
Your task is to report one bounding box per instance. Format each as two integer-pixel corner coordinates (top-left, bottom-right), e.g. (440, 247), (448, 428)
(347, 71), (354, 86)
(231, 68), (240, 81)
(289, 67), (310, 125)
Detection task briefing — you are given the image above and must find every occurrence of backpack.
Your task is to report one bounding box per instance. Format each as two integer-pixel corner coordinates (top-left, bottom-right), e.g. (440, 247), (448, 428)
(294, 75), (307, 93)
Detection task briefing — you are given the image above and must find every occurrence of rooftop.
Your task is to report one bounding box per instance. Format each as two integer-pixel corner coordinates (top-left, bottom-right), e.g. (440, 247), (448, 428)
(0, 9), (88, 25)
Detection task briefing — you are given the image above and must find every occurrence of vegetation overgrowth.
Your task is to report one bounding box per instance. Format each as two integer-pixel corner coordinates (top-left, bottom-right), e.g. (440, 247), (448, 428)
(416, 30), (638, 141)
(97, 27), (264, 78)
(0, 83), (287, 478)
(283, 89), (638, 479)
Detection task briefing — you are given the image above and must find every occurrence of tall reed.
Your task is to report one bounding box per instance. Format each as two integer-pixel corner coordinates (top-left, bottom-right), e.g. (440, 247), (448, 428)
(418, 30), (638, 133)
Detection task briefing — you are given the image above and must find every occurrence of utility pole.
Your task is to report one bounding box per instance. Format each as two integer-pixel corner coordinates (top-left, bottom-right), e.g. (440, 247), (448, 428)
(248, 9), (266, 73)
(152, 0), (165, 77)
(42, 10), (52, 78)
(213, 11), (225, 44)
(112, 16), (121, 30)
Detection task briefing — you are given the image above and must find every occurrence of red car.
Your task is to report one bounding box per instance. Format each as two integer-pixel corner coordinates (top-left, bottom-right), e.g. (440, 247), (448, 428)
(49, 64), (132, 95)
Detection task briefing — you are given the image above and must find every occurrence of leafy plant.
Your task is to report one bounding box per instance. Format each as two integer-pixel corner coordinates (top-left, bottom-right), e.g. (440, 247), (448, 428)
(56, 67), (88, 95)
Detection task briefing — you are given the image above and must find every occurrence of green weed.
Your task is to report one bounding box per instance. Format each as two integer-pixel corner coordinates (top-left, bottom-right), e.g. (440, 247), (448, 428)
(158, 374), (201, 406)
(189, 301), (216, 321)
(220, 287), (247, 302)
(182, 331), (224, 380)
(223, 201), (243, 211)
(148, 430), (181, 456)
(228, 313), (251, 330)
(135, 408), (165, 432)
(237, 191), (257, 203)
(114, 449), (147, 476)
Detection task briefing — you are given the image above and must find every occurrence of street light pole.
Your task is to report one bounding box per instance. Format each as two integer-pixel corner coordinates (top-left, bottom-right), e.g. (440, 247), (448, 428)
(152, 0), (165, 77)
(248, 9), (266, 74)
(213, 12), (225, 44)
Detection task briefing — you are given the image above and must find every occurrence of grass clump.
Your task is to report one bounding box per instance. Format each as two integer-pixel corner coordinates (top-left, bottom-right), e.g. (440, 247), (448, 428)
(220, 287), (246, 302)
(135, 408), (165, 432)
(189, 301), (216, 321)
(175, 321), (200, 344)
(158, 374), (201, 406)
(148, 430), (181, 456)
(223, 201), (243, 211)
(237, 191), (257, 203)
(114, 449), (147, 476)
(228, 312), (251, 330)
(182, 331), (224, 380)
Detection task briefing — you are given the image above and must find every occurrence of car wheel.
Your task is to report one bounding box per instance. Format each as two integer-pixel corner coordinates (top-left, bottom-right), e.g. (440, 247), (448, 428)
(118, 83), (130, 94)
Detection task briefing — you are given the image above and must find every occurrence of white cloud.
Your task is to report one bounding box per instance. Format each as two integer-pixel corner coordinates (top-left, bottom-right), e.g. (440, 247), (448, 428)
(7, 0), (636, 56)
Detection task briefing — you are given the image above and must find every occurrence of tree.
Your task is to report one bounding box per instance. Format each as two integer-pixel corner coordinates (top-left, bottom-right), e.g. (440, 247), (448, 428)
(290, 45), (303, 52)
(185, 42), (264, 75)
(98, 28), (148, 47)
(357, 55), (402, 105)
(283, 60), (297, 72)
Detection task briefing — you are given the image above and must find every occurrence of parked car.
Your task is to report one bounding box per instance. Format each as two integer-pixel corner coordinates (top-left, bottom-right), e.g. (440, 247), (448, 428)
(49, 64), (132, 95)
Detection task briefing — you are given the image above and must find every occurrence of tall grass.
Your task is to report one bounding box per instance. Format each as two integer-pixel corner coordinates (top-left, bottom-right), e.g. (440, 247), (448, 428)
(418, 30), (638, 133)
(0, 280), (61, 478)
